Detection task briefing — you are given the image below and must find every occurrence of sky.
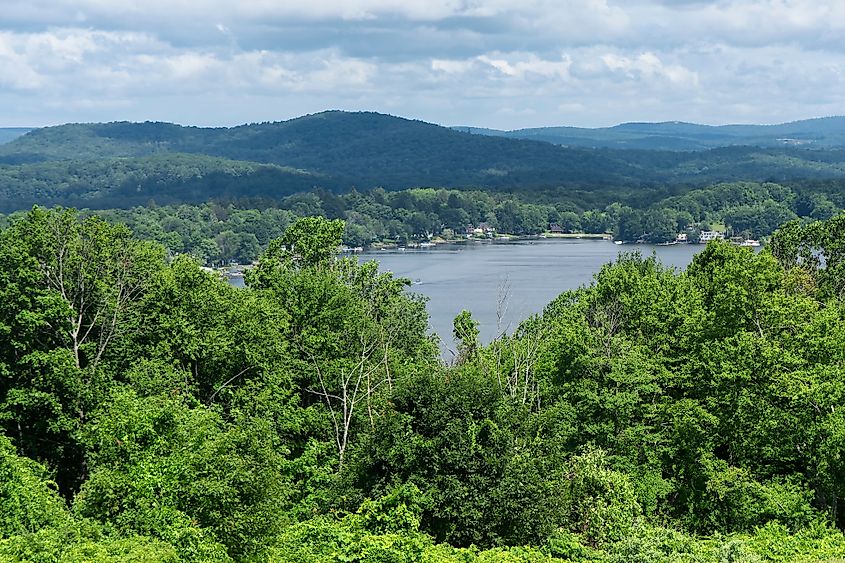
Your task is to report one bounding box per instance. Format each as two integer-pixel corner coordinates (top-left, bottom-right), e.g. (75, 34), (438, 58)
(1, 0), (844, 129)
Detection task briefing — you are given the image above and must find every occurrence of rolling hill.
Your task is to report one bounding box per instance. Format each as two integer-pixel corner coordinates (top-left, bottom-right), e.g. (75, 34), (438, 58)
(0, 112), (639, 187)
(1, 111), (845, 211)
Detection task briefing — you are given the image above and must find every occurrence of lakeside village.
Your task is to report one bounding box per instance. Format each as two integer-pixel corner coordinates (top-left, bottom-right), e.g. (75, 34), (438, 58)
(212, 222), (760, 280)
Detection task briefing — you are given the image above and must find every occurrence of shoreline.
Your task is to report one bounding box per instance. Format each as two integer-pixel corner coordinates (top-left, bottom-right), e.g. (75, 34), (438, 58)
(365, 231), (613, 251)
(216, 234), (762, 278)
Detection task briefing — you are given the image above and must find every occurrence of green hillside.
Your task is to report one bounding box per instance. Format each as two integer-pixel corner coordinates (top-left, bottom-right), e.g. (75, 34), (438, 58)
(0, 112), (641, 188)
(1, 112), (845, 211)
(0, 154), (322, 212)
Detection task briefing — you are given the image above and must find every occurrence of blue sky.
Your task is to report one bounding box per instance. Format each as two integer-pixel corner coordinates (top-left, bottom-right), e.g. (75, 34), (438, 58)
(1, 1), (843, 129)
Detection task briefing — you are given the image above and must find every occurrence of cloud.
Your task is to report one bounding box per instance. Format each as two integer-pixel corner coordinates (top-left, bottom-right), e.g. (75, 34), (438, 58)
(601, 52), (698, 87)
(0, 1), (844, 128)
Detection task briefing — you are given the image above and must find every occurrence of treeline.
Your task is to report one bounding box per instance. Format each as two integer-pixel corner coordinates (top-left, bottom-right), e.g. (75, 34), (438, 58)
(1, 208), (845, 561)
(613, 180), (844, 243)
(1, 180), (839, 264)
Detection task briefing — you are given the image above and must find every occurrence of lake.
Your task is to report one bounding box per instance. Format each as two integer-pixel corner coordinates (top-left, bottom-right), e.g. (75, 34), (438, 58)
(230, 239), (713, 356)
(356, 239), (706, 356)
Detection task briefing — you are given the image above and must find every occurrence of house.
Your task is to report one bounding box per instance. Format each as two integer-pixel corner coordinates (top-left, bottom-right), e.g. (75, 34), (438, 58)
(698, 230), (724, 243)
(478, 222), (496, 234)
(549, 223), (565, 234)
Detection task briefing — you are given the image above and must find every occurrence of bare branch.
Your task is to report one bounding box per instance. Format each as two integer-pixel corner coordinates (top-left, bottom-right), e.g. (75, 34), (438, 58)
(208, 366), (254, 404)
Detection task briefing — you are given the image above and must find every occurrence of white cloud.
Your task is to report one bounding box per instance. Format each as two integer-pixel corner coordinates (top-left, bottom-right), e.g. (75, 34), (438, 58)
(0, 36), (44, 90)
(477, 53), (573, 80)
(0, 2), (844, 127)
(601, 52), (698, 86)
(431, 58), (476, 74)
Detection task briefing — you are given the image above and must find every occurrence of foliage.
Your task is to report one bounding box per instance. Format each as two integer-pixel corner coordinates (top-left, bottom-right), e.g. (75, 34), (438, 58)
(1, 209), (845, 561)
(453, 310), (480, 363)
(0, 435), (70, 538)
(0, 207), (163, 493)
(74, 389), (287, 559)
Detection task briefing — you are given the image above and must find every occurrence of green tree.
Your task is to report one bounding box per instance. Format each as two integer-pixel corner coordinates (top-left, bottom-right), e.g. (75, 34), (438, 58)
(453, 310), (480, 363)
(0, 207), (163, 494)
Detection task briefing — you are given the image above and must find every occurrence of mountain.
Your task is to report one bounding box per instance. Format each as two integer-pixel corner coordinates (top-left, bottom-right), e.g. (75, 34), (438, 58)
(458, 117), (845, 151)
(0, 111), (638, 188)
(0, 128), (33, 145)
(1, 111), (845, 211)
(0, 112), (652, 202)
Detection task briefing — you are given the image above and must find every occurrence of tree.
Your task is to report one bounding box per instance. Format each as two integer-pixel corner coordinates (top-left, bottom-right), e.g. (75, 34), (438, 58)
(248, 217), (434, 466)
(75, 389), (284, 559)
(453, 310), (479, 364)
(581, 210), (609, 234)
(0, 207), (163, 494)
(13, 208), (162, 372)
(281, 216), (345, 267)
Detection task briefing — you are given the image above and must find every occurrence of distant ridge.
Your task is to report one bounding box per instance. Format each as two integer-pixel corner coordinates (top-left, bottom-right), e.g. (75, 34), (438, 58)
(1, 111), (844, 211)
(0, 111), (645, 188)
(455, 116), (845, 151)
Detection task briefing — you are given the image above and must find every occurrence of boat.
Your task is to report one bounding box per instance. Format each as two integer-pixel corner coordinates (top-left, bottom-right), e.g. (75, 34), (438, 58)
(614, 240), (623, 245)
(739, 239), (761, 247)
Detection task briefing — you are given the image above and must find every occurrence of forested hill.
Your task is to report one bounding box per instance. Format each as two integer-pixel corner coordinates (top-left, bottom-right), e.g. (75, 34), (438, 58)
(462, 116), (845, 150)
(2, 111), (845, 211)
(0, 112), (625, 179)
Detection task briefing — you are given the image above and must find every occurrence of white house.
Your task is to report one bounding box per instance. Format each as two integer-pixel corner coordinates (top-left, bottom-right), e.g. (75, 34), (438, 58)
(698, 230), (725, 243)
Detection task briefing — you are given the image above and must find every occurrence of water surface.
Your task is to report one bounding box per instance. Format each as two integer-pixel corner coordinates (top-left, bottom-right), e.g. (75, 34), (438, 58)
(359, 239), (704, 354)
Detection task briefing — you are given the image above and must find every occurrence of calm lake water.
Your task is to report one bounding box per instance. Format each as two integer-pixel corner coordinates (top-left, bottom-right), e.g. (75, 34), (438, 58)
(231, 239), (713, 356)
(357, 239), (705, 355)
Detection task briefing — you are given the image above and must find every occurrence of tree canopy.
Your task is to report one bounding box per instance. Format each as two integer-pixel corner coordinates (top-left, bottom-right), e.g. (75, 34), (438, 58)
(1, 209), (845, 561)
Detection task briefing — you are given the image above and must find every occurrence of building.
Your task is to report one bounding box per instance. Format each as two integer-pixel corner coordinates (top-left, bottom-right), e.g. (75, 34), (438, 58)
(698, 230), (724, 243)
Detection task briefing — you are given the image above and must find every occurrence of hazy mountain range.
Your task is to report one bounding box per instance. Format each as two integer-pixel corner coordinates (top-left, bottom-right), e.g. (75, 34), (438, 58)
(455, 116), (845, 151)
(5, 115), (845, 151)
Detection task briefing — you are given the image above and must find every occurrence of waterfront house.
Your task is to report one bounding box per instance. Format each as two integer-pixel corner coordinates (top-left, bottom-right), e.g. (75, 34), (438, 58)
(698, 230), (725, 243)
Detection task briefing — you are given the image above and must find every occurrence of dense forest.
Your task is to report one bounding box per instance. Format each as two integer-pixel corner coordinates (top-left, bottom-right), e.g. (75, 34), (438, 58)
(3, 113), (845, 212)
(2, 208), (845, 561)
(0, 179), (838, 265)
